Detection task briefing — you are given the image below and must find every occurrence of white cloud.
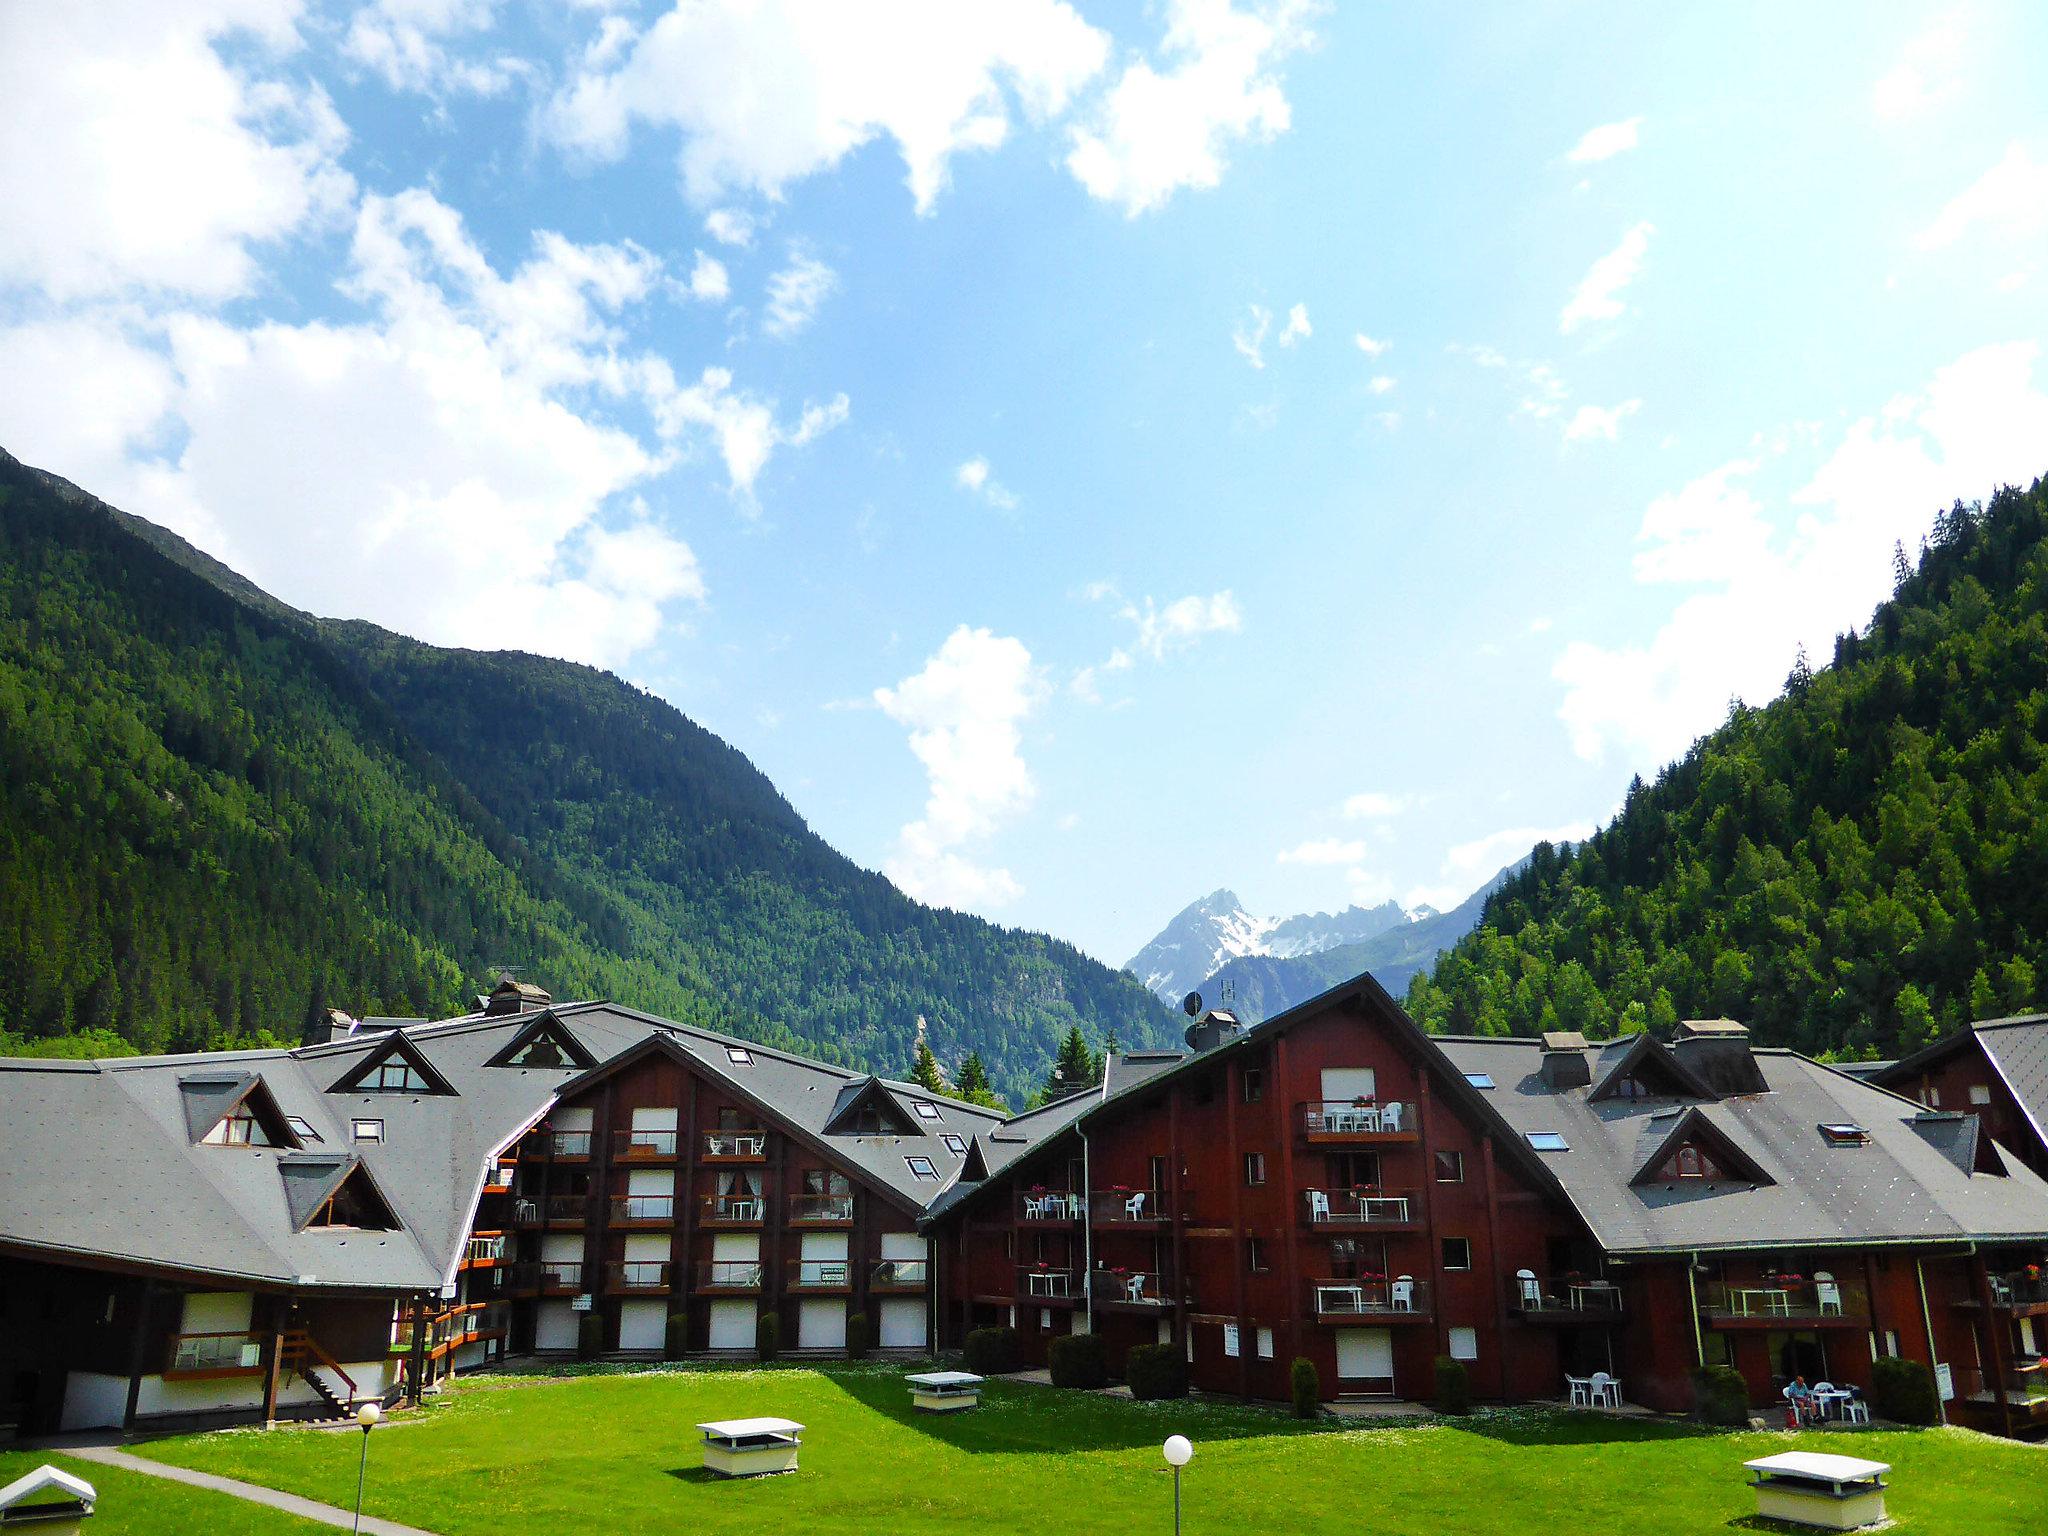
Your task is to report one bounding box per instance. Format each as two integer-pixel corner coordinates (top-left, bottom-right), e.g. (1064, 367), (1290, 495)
(1066, 0), (1317, 216)
(874, 625), (1044, 910)
(1553, 342), (2048, 765)
(1565, 116), (1641, 163)
(642, 363), (850, 499)
(687, 249), (731, 302)
(1278, 302), (1311, 347)
(1277, 837), (1367, 866)
(1122, 590), (1243, 659)
(0, 0), (353, 303)
(763, 249), (837, 337)
(1873, 14), (1963, 119)
(703, 207), (757, 247)
(1232, 303), (1271, 369)
(1560, 221), (1654, 334)
(1341, 791), (1408, 821)
(546, 0), (1111, 215)
(1368, 375), (1396, 395)
(1451, 342), (1570, 421)
(1353, 332), (1390, 356)
(1563, 398), (1642, 442)
(1917, 143), (2048, 250)
(955, 455), (1018, 510)
(342, 0), (524, 96)
(1405, 822), (1593, 911)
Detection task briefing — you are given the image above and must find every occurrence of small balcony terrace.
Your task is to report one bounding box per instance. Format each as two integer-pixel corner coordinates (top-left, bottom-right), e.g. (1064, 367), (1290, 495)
(1089, 1188), (1169, 1226)
(164, 1331), (265, 1379)
(609, 1194), (675, 1226)
(620, 1129), (678, 1162)
(870, 1258), (928, 1292)
(702, 1130), (768, 1162)
(786, 1259), (854, 1293)
(1698, 1276), (1867, 1327)
(1019, 1264), (1078, 1302)
(607, 1260), (673, 1294)
(1091, 1269), (1178, 1310)
(1301, 1188), (1419, 1228)
(1507, 1272), (1624, 1322)
(1300, 1100), (1418, 1143)
(695, 1259), (764, 1293)
(1016, 1189), (1080, 1223)
(1310, 1276), (1431, 1321)
(789, 1193), (855, 1225)
(699, 1193), (767, 1227)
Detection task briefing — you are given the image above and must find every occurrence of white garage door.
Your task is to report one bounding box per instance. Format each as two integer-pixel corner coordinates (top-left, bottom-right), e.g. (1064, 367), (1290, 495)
(535, 1300), (579, 1352)
(799, 1298), (846, 1349)
(709, 1299), (756, 1350)
(618, 1299), (667, 1351)
(1335, 1328), (1393, 1390)
(879, 1297), (926, 1348)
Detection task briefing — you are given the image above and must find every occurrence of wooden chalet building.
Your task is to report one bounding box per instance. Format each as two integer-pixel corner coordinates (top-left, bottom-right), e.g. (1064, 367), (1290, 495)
(1875, 1015), (2048, 1180)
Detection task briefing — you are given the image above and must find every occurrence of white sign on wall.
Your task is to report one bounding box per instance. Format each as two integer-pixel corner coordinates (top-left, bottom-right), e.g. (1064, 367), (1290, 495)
(1935, 1362), (1954, 1402)
(571, 1294), (593, 1313)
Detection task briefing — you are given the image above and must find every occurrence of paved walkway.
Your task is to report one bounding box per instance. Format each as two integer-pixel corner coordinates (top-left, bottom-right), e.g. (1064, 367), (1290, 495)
(64, 1443), (439, 1536)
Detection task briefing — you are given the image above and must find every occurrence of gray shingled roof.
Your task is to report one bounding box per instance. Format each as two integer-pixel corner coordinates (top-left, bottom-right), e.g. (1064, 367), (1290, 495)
(1435, 1035), (2048, 1254)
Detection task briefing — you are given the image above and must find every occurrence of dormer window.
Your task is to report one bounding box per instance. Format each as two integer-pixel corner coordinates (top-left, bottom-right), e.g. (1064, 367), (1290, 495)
(181, 1073), (301, 1149)
(327, 1033), (455, 1097)
(1614, 1077), (1651, 1100)
(206, 1107), (274, 1146)
(1663, 1143), (1723, 1180)
(368, 1059), (431, 1093)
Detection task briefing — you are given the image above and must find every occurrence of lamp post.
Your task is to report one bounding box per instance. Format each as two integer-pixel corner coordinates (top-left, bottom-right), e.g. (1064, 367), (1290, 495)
(352, 1401), (382, 1535)
(1162, 1434), (1193, 1535)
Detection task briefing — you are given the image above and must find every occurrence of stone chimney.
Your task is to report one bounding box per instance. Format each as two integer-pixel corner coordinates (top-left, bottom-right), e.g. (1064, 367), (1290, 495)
(324, 1008), (359, 1044)
(1538, 1030), (1593, 1089)
(482, 974), (553, 1017)
(1670, 1018), (1766, 1097)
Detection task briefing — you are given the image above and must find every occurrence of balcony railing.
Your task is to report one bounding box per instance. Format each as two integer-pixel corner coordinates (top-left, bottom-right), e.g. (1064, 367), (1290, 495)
(610, 1194), (675, 1223)
(701, 1194), (767, 1225)
(787, 1259), (854, 1291)
(1301, 1100), (1418, 1139)
(513, 1194), (590, 1225)
(1698, 1279), (1867, 1322)
(871, 1258), (928, 1291)
(1019, 1265), (1076, 1299)
(1989, 1270), (2048, 1307)
(1090, 1189), (1166, 1224)
(463, 1233), (507, 1264)
(166, 1331), (265, 1375)
(1017, 1190), (1080, 1222)
(1951, 1364), (2048, 1409)
(697, 1259), (765, 1290)
(483, 1163), (515, 1191)
(703, 1131), (768, 1160)
(542, 1130), (591, 1157)
(790, 1193), (854, 1223)
(608, 1261), (672, 1291)
(1092, 1269), (1177, 1307)
(623, 1130), (678, 1158)
(1302, 1189), (1416, 1225)
(539, 1260), (583, 1292)
(1507, 1273), (1624, 1316)
(1310, 1277), (1431, 1318)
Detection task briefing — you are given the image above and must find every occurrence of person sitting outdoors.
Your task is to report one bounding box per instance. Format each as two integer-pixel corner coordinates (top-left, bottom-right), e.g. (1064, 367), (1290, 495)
(1784, 1376), (1821, 1425)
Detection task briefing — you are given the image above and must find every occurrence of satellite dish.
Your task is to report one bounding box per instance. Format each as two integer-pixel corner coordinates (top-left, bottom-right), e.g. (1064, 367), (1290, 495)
(1182, 991), (1203, 1018)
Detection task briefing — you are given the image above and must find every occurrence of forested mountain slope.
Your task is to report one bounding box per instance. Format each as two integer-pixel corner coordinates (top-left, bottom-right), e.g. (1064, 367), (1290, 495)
(0, 450), (1171, 1097)
(1406, 477), (2048, 1061)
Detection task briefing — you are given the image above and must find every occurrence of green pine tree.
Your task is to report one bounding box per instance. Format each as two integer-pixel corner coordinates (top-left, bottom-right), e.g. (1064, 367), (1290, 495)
(910, 1036), (947, 1093)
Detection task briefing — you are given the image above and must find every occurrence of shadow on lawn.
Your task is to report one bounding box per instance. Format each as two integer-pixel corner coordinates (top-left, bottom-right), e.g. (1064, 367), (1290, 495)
(1452, 1411), (1718, 1449)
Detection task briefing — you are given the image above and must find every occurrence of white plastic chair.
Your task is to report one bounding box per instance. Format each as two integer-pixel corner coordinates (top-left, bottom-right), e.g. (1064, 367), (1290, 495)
(1125, 1191), (1147, 1220)
(1309, 1190), (1331, 1223)
(1126, 1274), (1147, 1302)
(1814, 1272), (1842, 1316)
(1391, 1275), (1415, 1312)
(1841, 1390), (1871, 1425)
(1590, 1371), (1619, 1408)
(1566, 1374), (1591, 1407)
(1377, 1102), (1402, 1132)
(1517, 1268), (1543, 1308)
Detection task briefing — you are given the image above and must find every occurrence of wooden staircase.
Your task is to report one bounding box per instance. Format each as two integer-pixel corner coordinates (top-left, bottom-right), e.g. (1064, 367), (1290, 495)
(280, 1328), (359, 1417)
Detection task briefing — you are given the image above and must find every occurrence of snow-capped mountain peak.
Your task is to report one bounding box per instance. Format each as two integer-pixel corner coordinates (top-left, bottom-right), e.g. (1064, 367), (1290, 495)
(1124, 888), (1417, 1004)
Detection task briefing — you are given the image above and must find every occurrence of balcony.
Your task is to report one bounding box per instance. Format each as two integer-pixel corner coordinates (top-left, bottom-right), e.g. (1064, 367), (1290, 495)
(1018, 1265), (1078, 1302)
(1092, 1269), (1178, 1310)
(1310, 1277), (1432, 1321)
(1300, 1101), (1418, 1143)
(703, 1130), (768, 1161)
(610, 1194), (676, 1226)
(786, 1259), (854, 1293)
(1988, 1270), (2048, 1313)
(462, 1233), (507, 1266)
(482, 1162), (516, 1192)
(607, 1260), (673, 1293)
(1951, 1364), (2048, 1416)
(1090, 1189), (1167, 1226)
(1017, 1190), (1080, 1223)
(696, 1260), (765, 1293)
(1302, 1189), (1418, 1227)
(621, 1130), (678, 1161)
(1698, 1278), (1867, 1327)
(789, 1193), (855, 1226)
(164, 1331), (265, 1378)
(539, 1260), (584, 1294)
(700, 1194), (767, 1227)
(871, 1258), (928, 1292)
(530, 1130), (591, 1159)
(1507, 1273), (1624, 1322)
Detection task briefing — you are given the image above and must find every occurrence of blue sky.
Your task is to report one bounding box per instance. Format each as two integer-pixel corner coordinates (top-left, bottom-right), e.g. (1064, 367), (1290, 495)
(5, 2), (2048, 969)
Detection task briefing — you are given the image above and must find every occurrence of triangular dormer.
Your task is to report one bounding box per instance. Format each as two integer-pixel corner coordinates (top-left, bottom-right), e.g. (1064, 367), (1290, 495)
(181, 1073), (301, 1148)
(823, 1077), (922, 1137)
(958, 1136), (991, 1182)
(279, 1154), (401, 1231)
(484, 1010), (598, 1071)
(327, 1031), (457, 1096)
(1630, 1107), (1773, 1188)
(1590, 1033), (1716, 1103)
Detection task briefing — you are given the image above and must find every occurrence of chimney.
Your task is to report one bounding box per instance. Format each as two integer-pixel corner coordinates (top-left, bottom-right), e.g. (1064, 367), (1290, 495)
(324, 1008), (359, 1044)
(1670, 1018), (1766, 1097)
(482, 974), (553, 1017)
(1538, 1031), (1593, 1089)
(1183, 1009), (1244, 1055)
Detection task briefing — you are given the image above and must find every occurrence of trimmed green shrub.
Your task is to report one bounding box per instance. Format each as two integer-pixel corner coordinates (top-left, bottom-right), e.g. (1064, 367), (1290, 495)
(1290, 1356), (1321, 1418)
(1872, 1356), (1939, 1425)
(1433, 1355), (1471, 1415)
(845, 1311), (871, 1361)
(755, 1310), (780, 1363)
(1689, 1365), (1750, 1427)
(963, 1326), (1017, 1376)
(1125, 1342), (1188, 1401)
(576, 1312), (604, 1361)
(664, 1311), (689, 1362)
(1048, 1331), (1109, 1389)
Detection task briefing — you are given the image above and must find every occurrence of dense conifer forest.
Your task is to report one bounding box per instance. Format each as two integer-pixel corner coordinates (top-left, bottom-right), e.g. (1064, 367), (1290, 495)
(0, 451), (1171, 1099)
(1407, 476), (2048, 1061)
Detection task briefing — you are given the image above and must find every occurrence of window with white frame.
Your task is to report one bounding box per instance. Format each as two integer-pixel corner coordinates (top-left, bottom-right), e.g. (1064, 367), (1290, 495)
(1257, 1327), (1275, 1359)
(285, 1115), (321, 1143)
(1448, 1326), (1478, 1361)
(725, 1047), (753, 1066)
(367, 1058), (429, 1092)
(912, 1100), (941, 1121)
(352, 1118), (384, 1142)
(1222, 1323), (1240, 1358)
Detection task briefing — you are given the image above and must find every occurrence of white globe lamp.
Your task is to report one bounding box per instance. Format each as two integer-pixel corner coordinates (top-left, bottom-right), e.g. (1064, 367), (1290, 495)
(1163, 1435), (1193, 1534)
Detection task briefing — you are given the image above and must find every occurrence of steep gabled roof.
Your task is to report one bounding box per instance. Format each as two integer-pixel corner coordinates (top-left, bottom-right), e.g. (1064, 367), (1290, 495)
(179, 1072), (301, 1147)
(277, 1154), (399, 1232)
(482, 1010), (599, 1071)
(1589, 1032), (1715, 1103)
(823, 1076), (924, 1137)
(1628, 1106), (1774, 1187)
(326, 1030), (458, 1096)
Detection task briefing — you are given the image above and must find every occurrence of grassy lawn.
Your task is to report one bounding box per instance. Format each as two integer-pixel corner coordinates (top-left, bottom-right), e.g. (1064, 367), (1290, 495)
(134, 1364), (2047, 1536)
(0, 1449), (327, 1535)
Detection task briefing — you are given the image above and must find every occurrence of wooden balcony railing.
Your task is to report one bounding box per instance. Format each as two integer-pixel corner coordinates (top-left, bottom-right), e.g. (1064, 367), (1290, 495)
(463, 1233), (507, 1265)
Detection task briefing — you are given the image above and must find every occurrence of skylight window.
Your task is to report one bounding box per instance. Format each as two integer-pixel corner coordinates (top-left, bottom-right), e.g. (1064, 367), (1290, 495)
(352, 1118), (384, 1143)
(285, 1116), (321, 1143)
(1527, 1131), (1569, 1151)
(912, 1100), (941, 1120)
(941, 1133), (967, 1156)
(1819, 1123), (1870, 1146)
(905, 1155), (939, 1180)
(726, 1047), (753, 1066)
(1463, 1073), (1496, 1090)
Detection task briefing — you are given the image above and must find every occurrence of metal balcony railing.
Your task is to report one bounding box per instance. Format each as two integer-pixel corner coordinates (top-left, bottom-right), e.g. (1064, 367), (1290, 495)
(610, 1194), (675, 1222)
(1989, 1270), (2048, 1307)
(790, 1193), (854, 1223)
(1507, 1273), (1624, 1315)
(544, 1130), (591, 1157)
(539, 1260), (583, 1291)
(1016, 1190), (1080, 1222)
(871, 1258), (927, 1290)
(703, 1131), (768, 1159)
(464, 1233), (507, 1264)
(624, 1130), (678, 1158)
(1301, 1100), (1418, 1137)
(701, 1194), (767, 1224)
(787, 1259), (854, 1290)
(1302, 1189), (1416, 1225)
(1019, 1265), (1076, 1299)
(1091, 1269), (1176, 1307)
(608, 1261), (672, 1291)
(1698, 1278), (1866, 1322)
(1310, 1277), (1430, 1317)
(167, 1332), (265, 1374)
(1090, 1189), (1166, 1224)
(697, 1260), (765, 1290)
